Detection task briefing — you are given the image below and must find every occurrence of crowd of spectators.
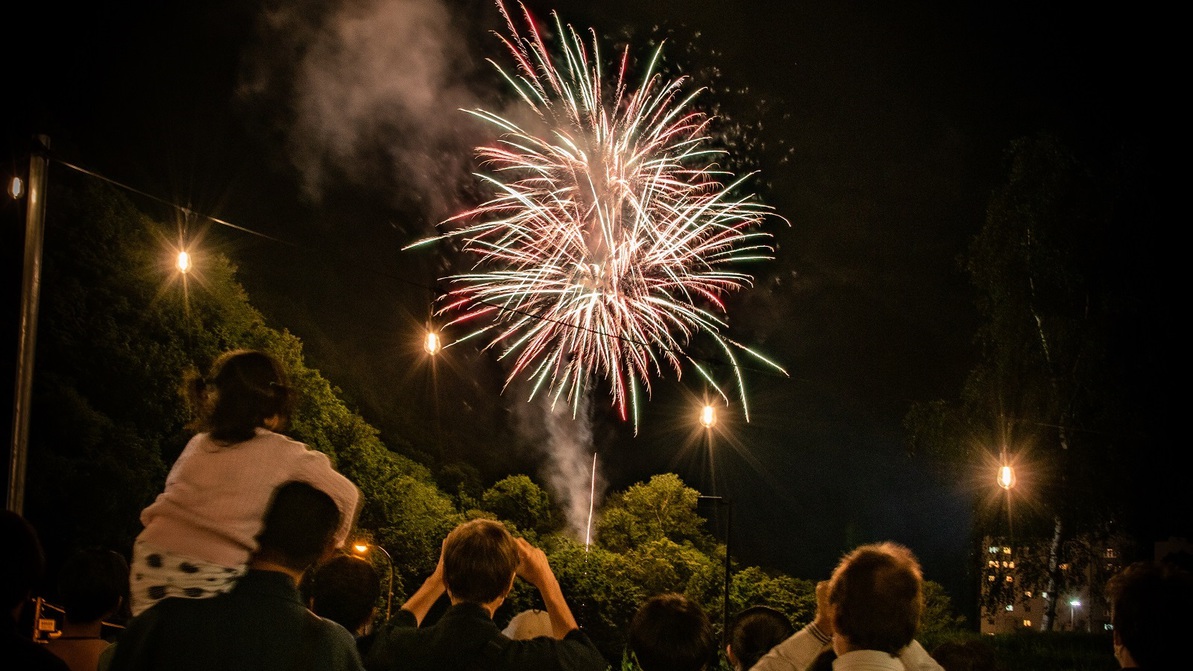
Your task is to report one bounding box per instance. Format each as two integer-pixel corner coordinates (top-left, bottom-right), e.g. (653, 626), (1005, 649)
(5, 350), (1187, 670)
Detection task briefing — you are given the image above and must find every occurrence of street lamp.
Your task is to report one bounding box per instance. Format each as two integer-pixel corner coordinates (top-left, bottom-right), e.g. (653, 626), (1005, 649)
(697, 495), (732, 644)
(176, 250), (192, 274)
(699, 404), (716, 429)
(424, 330), (441, 355)
(1069, 598), (1081, 631)
(353, 542), (394, 620)
(997, 464), (1015, 490)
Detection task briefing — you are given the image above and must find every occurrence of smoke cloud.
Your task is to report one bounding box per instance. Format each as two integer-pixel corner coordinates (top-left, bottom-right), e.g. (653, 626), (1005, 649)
(511, 388), (608, 544)
(242, 0), (497, 222)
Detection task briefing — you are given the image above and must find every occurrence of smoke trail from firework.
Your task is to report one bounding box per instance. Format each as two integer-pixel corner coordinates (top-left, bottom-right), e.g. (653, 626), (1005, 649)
(410, 1), (787, 429)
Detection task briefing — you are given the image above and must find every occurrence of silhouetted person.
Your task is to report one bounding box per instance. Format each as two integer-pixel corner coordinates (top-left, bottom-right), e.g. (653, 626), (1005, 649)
(305, 552), (381, 654)
(1105, 560), (1193, 669)
(46, 548), (129, 671)
(628, 593), (716, 671)
(365, 518), (606, 671)
(753, 543), (943, 671)
(1, 510), (69, 671)
(725, 605), (793, 671)
(109, 481), (364, 670)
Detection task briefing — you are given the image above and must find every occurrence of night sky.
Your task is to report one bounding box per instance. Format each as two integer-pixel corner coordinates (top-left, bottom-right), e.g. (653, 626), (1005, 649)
(3, 0), (1179, 615)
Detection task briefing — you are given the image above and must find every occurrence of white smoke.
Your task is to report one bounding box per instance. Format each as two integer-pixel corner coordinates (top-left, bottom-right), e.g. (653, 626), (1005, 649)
(511, 388), (607, 544)
(241, 0), (496, 221)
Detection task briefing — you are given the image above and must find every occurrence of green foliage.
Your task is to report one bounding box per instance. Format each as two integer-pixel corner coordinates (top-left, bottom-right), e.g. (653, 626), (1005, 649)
(481, 474), (557, 540)
(918, 580), (970, 650)
(728, 565), (817, 629)
(596, 473), (712, 553)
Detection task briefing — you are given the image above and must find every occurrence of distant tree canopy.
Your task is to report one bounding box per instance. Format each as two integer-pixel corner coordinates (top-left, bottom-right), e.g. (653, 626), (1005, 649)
(24, 178), (966, 663)
(903, 132), (1155, 629)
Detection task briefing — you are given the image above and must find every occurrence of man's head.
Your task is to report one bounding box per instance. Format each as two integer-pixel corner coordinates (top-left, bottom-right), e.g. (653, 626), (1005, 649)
(255, 481), (342, 572)
(304, 553), (381, 635)
(58, 548), (129, 624)
(727, 605), (793, 670)
(442, 519), (519, 604)
(1106, 560), (1193, 669)
(629, 593), (716, 671)
(828, 541), (923, 656)
(1, 511), (45, 619)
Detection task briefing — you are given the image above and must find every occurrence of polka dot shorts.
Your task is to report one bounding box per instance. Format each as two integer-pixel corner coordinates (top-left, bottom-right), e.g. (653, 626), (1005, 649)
(129, 540), (246, 616)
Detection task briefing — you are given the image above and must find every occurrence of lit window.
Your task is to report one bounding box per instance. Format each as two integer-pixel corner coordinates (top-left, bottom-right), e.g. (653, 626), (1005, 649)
(1059, 563), (1070, 571)
(1104, 624), (1114, 631)
(1008, 561), (1015, 569)
(989, 546), (999, 554)
(1024, 591), (1033, 598)
(988, 560), (998, 568)
(1005, 604), (1014, 611)
(1041, 592), (1049, 599)
(1023, 620), (1032, 627)
(1105, 548), (1117, 559)
(988, 575), (996, 582)
(1003, 547), (1012, 555)
(1005, 575), (1014, 582)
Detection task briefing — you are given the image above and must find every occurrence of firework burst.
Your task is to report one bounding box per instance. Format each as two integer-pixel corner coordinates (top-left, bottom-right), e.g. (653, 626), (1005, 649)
(408, 1), (787, 429)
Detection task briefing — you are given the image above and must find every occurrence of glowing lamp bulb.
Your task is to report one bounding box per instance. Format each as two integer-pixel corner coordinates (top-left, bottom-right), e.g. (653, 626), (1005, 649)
(9, 177), (23, 199)
(176, 251), (191, 273)
(997, 465), (1016, 490)
(1070, 599), (1081, 607)
(424, 331), (440, 355)
(700, 405), (716, 429)
(353, 543), (369, 554)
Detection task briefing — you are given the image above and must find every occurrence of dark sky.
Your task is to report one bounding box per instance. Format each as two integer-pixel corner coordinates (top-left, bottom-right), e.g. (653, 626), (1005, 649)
(3, 0), (1175, 613)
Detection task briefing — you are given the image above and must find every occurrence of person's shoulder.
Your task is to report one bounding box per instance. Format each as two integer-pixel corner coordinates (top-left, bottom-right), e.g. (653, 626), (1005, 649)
(1, 634), (71, 671)
(502, 630), (609, 670)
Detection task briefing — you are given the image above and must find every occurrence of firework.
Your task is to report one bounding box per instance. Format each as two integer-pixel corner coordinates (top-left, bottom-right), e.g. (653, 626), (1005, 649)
(408, 1), (786, 428)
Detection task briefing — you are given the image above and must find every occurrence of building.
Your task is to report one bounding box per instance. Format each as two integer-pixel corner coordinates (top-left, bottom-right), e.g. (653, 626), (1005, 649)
(978, 535), (1126, 634)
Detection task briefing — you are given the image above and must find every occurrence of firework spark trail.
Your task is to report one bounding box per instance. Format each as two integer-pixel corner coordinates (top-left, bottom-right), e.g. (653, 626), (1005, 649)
(408, 1), (787, 429)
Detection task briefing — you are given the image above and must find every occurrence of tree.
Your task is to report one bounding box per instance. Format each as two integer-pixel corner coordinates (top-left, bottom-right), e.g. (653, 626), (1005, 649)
(905, 133), (1137, 630)
(596, 473), (712, 553)
(481, 474), (558, 539)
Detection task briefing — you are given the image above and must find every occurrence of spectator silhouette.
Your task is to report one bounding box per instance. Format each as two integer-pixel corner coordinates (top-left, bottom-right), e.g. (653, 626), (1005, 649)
(628, 593), (716, 671)
(2, 510), (70, 670)
(45, 548), (129, 671)
(364, 518), (607, 671)
(1106, 559), (1193, 669)
(753, 542), (943, 671)
(305, 552), (381, 654)
(725, 605), (793, 671)
(108, 481), (364, 670)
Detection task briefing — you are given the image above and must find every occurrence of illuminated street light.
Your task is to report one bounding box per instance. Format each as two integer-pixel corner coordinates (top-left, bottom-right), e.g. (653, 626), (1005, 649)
(352, 542), (394, 620)
(1069, 598), (1081, 630)
(9, 176), (23, 199)
(997, 464), (1016, 490)
(424, 330), (441, 355)
(700, 404), (716, 429)
(176, 250), (191, 274)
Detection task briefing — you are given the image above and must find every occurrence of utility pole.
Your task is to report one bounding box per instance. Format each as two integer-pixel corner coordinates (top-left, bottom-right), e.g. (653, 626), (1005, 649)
(7, 135), (50, 514)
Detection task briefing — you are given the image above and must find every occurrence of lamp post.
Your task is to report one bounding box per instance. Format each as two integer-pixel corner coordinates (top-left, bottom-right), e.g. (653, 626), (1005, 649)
(353, 542), (394, 620)
(1069, 598), (1080, 631)
(698, 495), (732, 644)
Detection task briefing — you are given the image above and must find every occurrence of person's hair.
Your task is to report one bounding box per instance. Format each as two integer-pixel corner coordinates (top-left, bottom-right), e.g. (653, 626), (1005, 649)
(1106, 560), (1193, 669)
(629, 593), (716, 671)
(186, 349), (293, 443)
(57, 548), (129, 624)
(441, 519), (519, 604)
(255, 481), (341, 571)
(304, 554), (381, 634)
(828, 541), (923, 655)
(728, 605), (794, 670)
(1, 511), (45, 612)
